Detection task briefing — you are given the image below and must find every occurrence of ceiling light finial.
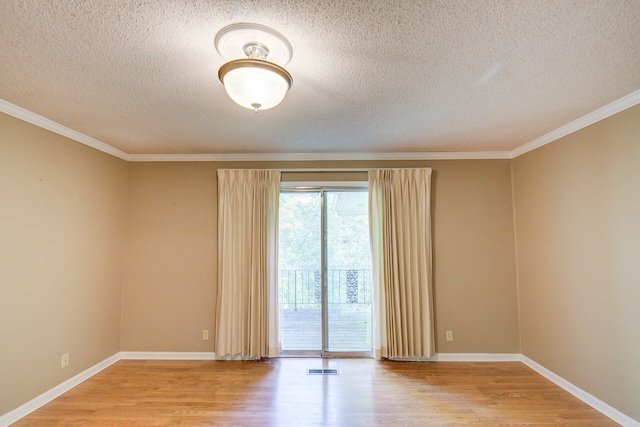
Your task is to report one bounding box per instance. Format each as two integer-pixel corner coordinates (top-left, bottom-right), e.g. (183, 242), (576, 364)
(215, 23), (293, 112)
(244, 44), (268, 60)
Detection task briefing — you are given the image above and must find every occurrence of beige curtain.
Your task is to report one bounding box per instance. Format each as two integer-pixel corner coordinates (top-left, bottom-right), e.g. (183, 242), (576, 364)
(369, 168), (434, 359)
(215, 169), (280, 359)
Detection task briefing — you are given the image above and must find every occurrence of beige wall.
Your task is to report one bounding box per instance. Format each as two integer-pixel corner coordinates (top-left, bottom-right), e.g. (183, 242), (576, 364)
(4, 99), (638, 421)
(121, 159), (520, 354)
(121, 162), (217, 351)
(0, 113), (128, 415)
(512, 104), (640, 420)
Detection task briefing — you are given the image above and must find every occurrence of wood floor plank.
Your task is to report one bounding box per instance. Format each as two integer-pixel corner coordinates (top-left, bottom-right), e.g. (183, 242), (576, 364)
(13, 359), (618, 426)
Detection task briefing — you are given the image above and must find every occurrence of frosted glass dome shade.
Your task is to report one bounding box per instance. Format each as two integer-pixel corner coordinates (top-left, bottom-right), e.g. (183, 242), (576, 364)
(218, 59), (292, 111)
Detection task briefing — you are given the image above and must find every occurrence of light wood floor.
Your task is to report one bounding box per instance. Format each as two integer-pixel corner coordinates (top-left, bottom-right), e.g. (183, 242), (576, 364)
(14, 359), (618, 426)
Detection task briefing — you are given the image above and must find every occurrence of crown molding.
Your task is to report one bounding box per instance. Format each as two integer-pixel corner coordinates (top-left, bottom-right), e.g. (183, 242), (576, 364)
(4, 89), (639, 163)
(0, 98), (509, 161)
(128, 151), (511, 162)
(510, 89), (640, 158)
(0, 99), (131, 161)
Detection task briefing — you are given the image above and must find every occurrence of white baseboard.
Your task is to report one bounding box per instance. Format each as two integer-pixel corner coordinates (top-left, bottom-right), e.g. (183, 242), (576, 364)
(433, 353), (521, 362)
(120, 351), (217, 360)
(118, 352), (519, 362)
(0, 353), (120, 427)
(521, 355), (639, 427)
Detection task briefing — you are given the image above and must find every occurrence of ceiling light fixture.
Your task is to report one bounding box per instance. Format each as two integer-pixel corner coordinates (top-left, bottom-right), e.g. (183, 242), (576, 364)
(215, 23), (293, 112)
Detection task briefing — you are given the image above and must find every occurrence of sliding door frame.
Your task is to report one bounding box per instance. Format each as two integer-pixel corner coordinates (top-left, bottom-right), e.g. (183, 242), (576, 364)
(279, 183), (370, 358)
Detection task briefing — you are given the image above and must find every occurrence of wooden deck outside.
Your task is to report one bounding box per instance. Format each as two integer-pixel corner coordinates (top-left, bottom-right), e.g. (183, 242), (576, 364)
(279, 306), (371, 352)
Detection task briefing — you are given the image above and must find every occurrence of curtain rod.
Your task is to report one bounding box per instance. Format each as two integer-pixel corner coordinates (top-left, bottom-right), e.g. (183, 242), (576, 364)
(281, 168), (368, 172)
(281, 167), (430, 172)
(218, 168), (430, 172)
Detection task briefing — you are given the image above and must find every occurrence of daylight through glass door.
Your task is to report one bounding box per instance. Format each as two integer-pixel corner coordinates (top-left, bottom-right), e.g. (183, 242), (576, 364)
(278, 190), (371, 355)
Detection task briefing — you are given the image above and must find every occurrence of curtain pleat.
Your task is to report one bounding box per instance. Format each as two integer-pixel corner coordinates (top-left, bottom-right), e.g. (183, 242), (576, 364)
(369, 168), (434, 359)
(215, 169), (280, 359)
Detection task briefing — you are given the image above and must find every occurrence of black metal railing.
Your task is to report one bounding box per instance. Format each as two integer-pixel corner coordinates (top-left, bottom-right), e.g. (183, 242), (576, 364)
(278, 269), (371, 310)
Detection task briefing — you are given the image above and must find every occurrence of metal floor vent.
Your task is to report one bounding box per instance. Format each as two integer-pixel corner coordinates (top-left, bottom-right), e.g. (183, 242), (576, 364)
(307, 368), (339, 375)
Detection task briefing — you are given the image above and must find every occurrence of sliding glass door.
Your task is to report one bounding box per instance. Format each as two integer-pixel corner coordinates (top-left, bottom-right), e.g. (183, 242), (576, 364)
(324, 191), (371, 352)
(278, 188), (371, 356)
(278, 192), (323, 352)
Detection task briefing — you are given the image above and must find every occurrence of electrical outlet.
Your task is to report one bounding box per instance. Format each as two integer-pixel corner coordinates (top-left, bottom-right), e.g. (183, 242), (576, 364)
(61, 353), (69, 368)
(446, 331), (453, 342)
(202, 329), (209, 340)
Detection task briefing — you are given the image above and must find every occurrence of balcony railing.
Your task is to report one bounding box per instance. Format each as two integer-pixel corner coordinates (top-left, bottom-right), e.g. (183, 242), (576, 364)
(278, 269), (371, 310)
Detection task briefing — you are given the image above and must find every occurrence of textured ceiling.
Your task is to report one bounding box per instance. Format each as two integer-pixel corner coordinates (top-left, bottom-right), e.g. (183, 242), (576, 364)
(1, 0), (639, 156)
